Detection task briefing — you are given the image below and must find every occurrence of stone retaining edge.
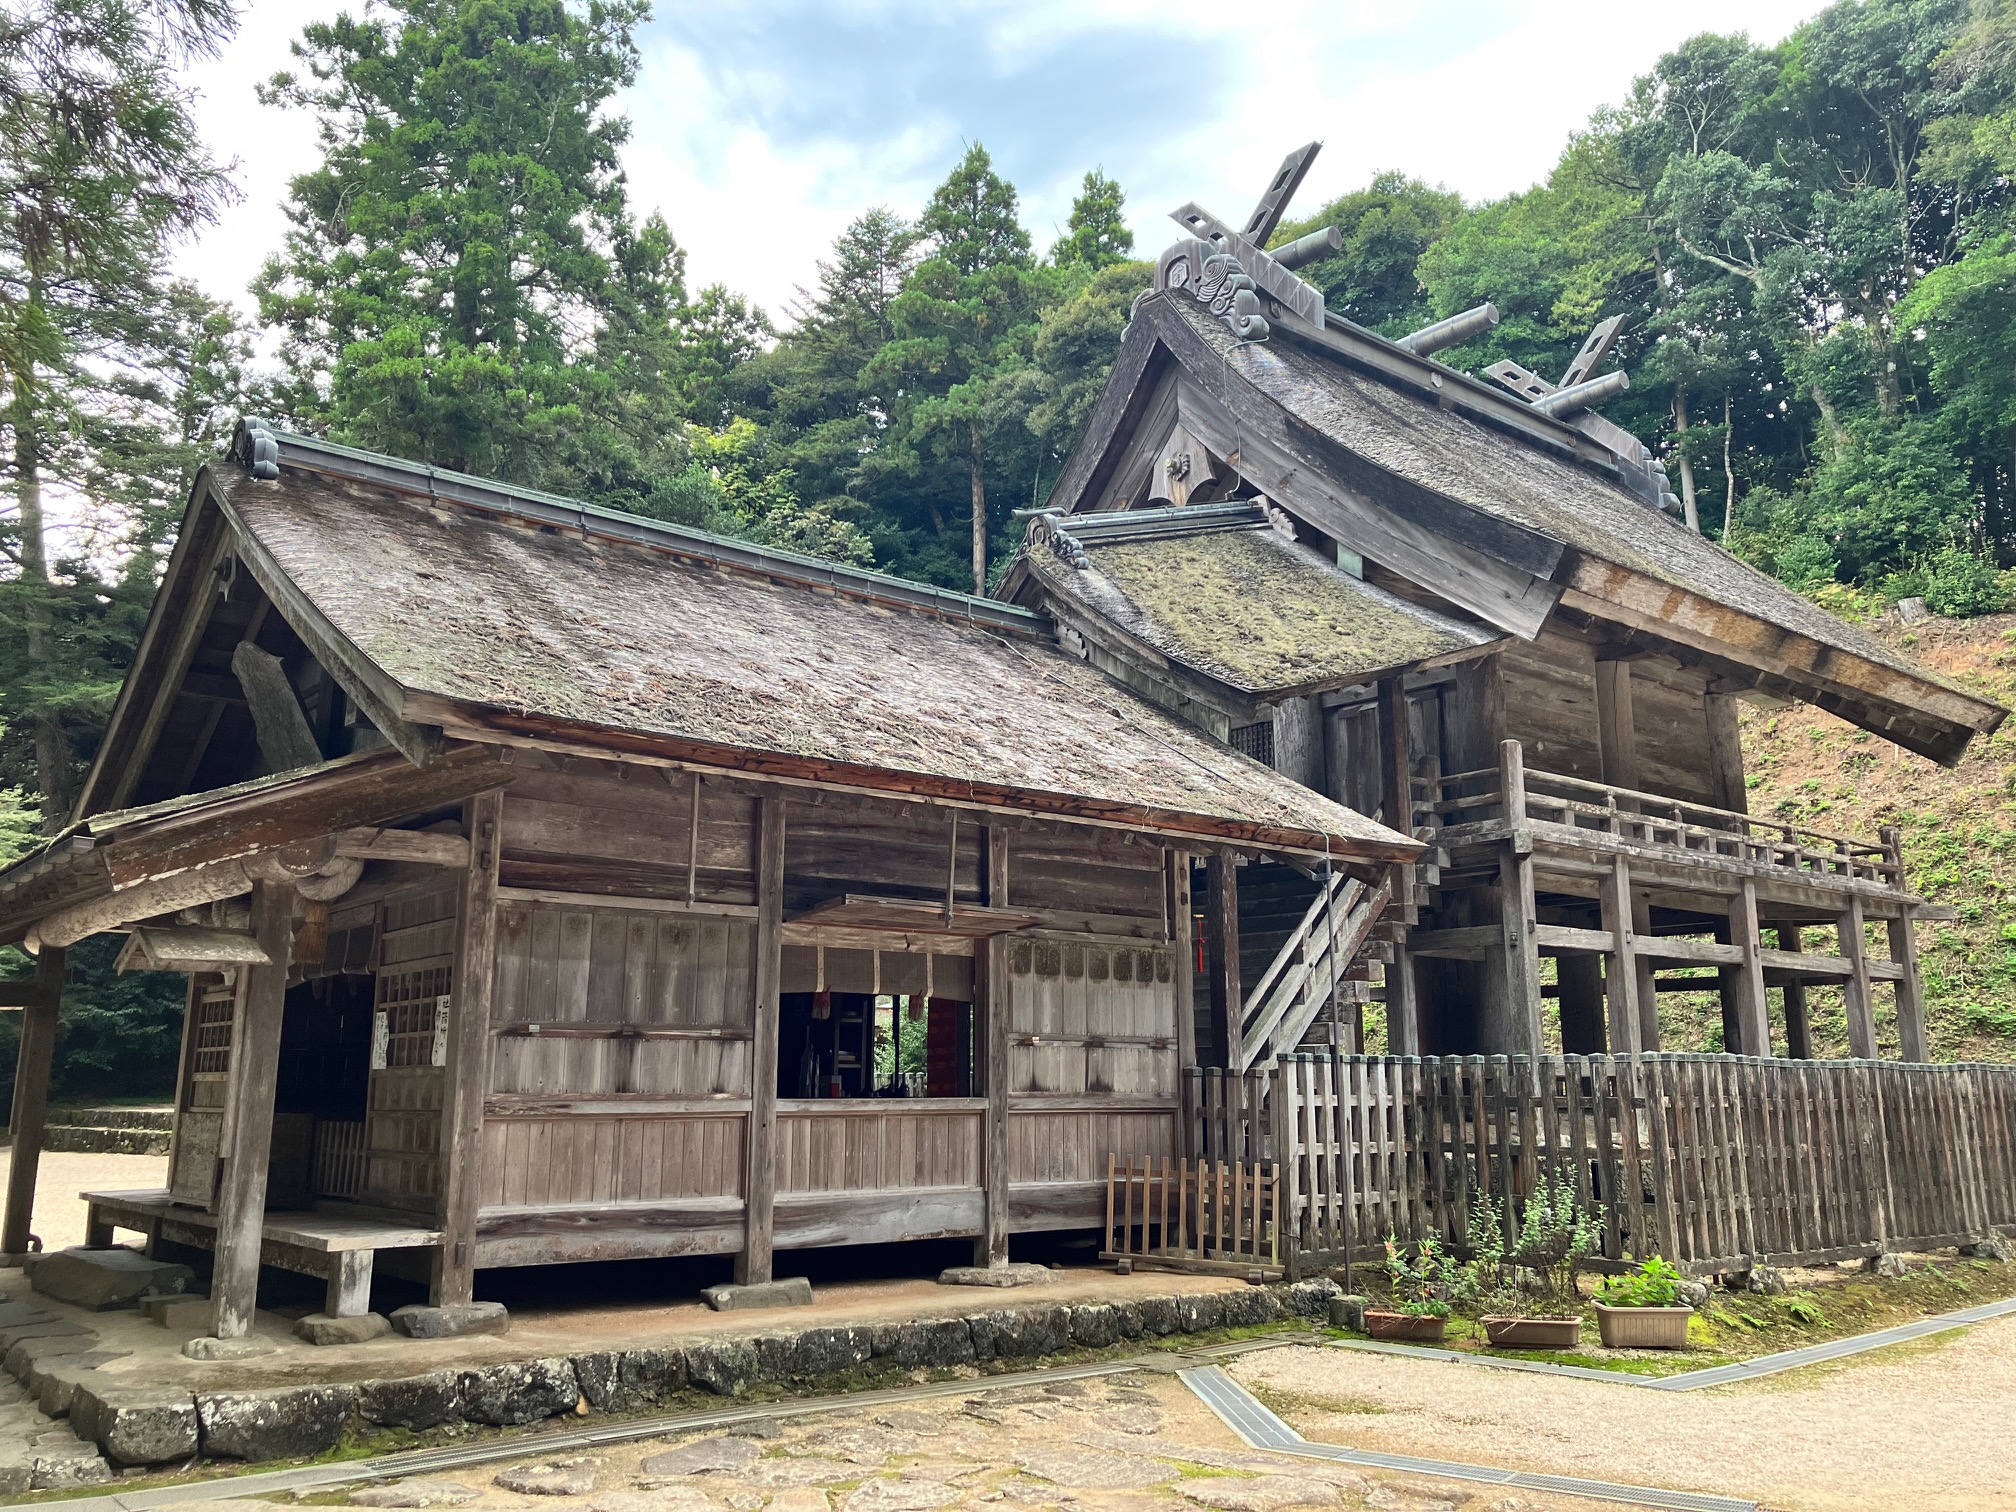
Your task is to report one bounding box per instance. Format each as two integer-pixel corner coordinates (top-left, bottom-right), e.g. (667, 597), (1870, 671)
(45, 1279), (1343, 1470)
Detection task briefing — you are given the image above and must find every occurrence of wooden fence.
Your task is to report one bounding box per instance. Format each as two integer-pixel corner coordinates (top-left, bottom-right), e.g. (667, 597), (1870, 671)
(1184, 1053), (2016, 1277)
(1100, 1153), (1282, 1279)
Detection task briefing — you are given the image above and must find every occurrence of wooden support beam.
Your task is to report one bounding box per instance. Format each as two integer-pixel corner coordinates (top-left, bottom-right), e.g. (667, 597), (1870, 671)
(1598, 856), (1643, 1055)
(736, 796), (786, 1285)
(1273, 695), (1325, 793)
(1631, 890), (1662, 1050)
(1706, 693), (1747, 813)
(1533, 924), (1617, 953)
(1881, 826), (1929, 1063)
(1168, 849), (1197, 1077)
(1730, 879), (1770, 1055)
(1839, 898), (1877, 1058)
(231, 641), (322, 774)
(1595, 658), (1639, 791)
(431, 789), (503, 1306)
(1778, 924), (1812, 1061)
(211, 881), (293, 1339)
(1636, 937), (1746, 966)
(1497, 741), (1543, 1059)
(1, 948), (64, 1261)
(1206, 853), (1242, 1069)
(976, 828), (1013, 1268)
(1374, 679), (1421, 1056)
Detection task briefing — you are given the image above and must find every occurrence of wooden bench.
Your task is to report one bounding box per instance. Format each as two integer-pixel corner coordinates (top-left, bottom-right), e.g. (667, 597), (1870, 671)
(83, 1188), (441, 1318)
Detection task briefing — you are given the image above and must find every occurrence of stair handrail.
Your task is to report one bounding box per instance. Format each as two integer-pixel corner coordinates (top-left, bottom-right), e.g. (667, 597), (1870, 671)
(1234, 871), (1391, 1072)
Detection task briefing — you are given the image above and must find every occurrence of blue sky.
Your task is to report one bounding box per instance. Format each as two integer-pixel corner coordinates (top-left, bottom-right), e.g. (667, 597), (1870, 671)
(177, 0), (1832, 325)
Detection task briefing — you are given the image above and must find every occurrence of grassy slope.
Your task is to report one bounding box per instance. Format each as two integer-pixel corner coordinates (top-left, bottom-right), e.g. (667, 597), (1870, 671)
(1724, 607), (2016, 1062)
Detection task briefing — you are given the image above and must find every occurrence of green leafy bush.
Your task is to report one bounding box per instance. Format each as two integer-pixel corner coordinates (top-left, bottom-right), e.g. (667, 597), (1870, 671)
(1598, 1256), (1685, 1308)
(1467, 1172), (1601, 1318)
(1382, 1233), (1465, 1318)
(1923, 545), (2009, 618)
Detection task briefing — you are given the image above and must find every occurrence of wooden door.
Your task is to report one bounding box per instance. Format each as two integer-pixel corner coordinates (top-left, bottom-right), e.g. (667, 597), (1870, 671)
(169, 976), (239, 1208)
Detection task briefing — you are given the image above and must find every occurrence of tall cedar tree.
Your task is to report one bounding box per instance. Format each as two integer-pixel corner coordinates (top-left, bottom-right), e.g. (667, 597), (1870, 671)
(0, 0), (236, 829)
(870, 144), (1042, 593)
(256, 0), (719, 508)
(1053, 170), (1133, 270)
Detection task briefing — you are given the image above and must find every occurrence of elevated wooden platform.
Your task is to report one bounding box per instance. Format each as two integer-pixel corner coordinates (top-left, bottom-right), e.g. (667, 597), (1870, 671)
(83, 1188), (439, 1318)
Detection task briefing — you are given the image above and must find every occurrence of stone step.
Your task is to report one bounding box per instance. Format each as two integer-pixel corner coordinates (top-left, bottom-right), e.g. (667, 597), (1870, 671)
(43, 1126), (172, 1156)
(47, 1106), (174, 1132)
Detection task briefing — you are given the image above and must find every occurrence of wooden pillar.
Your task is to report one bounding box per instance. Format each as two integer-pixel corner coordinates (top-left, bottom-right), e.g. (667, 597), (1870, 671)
(211, 880), (294, 1340)
(1779, 925), (1813, 1060)
(1881, 827), (1929, 1063)
(1631, 891), (1662, 1051)
(1557, 953), (1606, 1054)
(1496, 740), (1543, 1060)
(1705, 691), (1747, 813)
(1375, 676), (1411, 836)
(737, 796), (787, 1285)
(1595, 658), (1639, 791)
(1206, 853), (1242, 1069)
(1273, 695), (1325, 792)
(1597, 856), (1643, 1056)
(1376, 679), (1421, 1056)
(1838, 897), (1877, 1059)
(2, 947), (66, 1261)
(1729, 879), (1770, 1056)
(976, 827), (1012, 1267)
(432, 789), (503, 1306)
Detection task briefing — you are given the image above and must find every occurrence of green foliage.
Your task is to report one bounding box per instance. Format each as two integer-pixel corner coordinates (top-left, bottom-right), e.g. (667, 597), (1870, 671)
(1599, 1256), (1686, 1308)
(1924, 543), (2010, 615)
(1053, 170), (1133, 271)
(1271, 172), (1461, 334)
(1382, 1233), (1465, 1317)
(1466, 1172), (1602, 1316)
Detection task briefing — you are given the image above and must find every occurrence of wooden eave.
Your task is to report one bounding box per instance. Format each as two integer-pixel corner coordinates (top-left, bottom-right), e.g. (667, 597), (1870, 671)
(407, 695), (1421, 864)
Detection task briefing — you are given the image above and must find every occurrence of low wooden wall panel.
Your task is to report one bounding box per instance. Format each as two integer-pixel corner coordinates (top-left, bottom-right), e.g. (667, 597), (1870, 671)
(478, 1113), (745, 1209)
(775, 1103), (982, 1193)
(1003, 939), (1178, 1097)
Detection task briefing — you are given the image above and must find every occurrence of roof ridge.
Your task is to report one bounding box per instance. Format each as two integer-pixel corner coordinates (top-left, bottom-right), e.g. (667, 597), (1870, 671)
(227, 418), (1047, 636)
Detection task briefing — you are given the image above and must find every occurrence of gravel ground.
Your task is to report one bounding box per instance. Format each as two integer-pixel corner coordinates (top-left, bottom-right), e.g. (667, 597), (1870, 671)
(1232, 1317), (2016, 1512)
(279, 1369), (1609, 1512)
(0, 1146), (169, 1252)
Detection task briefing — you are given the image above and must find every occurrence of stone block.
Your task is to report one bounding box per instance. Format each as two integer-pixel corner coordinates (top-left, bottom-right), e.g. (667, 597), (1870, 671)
(614, 1347), (688, 1407)
(1281, 1279), (1343, 1318)
(389, 1301), (509, 1339)
(937, 1263), (1053, 1288)
(755, 1327), (851, 1383)
(197, 1383), (358, 1462)
(1221, 1288), (1280, 1328)
(4, 1329), (95, 1382)
(455, 1357), (578, 1426)
(1134, 1295), (1180, 1336)
(1865, 1250), (1908, 1279)
(1069, 1304), (1121, 1349)
(29, 1437), (111, 1490)
(494, 1458), (598, 1496)
(182, 1336), (278, 1361)
(295, 1312), (391, 1346)
(685, 1337), (758, 1396)
(701, 1277), (813, 1311)
(28, 1248), (194, 1311)
(1174, 1293), (1225, 1334)
(1962, 1233), (2016, 1262)
(143, 1296), (214, 1331)
(869, 1317), (973, 1369)
(571, 1351), (620, 1410)
(28, 1349), (128, 1417)
(1327, 1295), (1368, 1331)
(0, 1455), (28, 1496)
(0, 1318), (89, 1359)
(357, 1369), (462, 1431)
(967, 1305), (1070, 1361)
(71, 1384), (200, 1466)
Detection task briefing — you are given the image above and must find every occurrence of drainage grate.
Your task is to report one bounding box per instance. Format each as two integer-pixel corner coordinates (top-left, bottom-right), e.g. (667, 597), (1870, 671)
(1180, 1365), (1759, 1512)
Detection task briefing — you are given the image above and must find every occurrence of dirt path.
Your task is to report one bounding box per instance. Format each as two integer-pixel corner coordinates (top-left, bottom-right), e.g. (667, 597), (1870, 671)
(1232, 1319), (2016, 1512)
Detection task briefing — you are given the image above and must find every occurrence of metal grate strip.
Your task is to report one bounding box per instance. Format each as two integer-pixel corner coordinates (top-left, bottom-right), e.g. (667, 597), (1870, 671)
(1180, 1365), (1758, 1512)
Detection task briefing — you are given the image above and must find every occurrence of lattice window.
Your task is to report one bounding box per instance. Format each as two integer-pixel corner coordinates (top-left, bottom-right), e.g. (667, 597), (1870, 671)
(1229, 720), (1275, 768)
(191, 984), (237, 1075)
(375, 957), (452, 1069)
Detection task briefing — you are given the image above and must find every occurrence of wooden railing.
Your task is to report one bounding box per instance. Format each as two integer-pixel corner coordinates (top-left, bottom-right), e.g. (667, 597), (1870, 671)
(1232, 871), (1392, 1074)
(1100, 1153), (1282, 1278)
(1188, 1053), (2016, 1277)
(1411, 741), (1903, 888)
(311, 1118), (366, 1199)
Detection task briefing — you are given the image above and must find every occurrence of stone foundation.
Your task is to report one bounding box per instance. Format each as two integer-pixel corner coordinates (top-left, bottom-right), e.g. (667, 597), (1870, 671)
(28, 1278), (1342, 1469)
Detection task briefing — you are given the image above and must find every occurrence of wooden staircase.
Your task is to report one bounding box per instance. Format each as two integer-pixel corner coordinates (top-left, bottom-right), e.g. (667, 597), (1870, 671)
(1231, 868), (1394, 1073)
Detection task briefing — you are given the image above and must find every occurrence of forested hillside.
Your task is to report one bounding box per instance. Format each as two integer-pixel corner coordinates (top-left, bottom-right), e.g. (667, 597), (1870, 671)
(2, 0), (2015, 1096)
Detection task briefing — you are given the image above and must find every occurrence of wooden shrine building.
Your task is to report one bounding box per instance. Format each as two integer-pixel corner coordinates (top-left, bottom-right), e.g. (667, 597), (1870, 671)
(0, 419), (1412, 1335)
(997, 142), (2008, 1080)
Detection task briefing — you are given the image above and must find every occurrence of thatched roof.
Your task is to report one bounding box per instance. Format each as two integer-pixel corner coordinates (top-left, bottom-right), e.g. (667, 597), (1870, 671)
(181, 444), (1411, 859)
(1022, 503), (1495, 698)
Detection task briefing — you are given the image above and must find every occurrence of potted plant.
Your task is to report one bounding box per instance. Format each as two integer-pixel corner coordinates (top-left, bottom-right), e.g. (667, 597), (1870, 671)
(1468, 1172), (1598, 1350)
(1366, 1234), (1462, 1342)
(1594, 1257), (1693, 1349)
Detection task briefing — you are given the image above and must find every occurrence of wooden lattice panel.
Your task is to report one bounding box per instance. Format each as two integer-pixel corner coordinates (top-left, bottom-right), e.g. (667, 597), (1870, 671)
(190, 983), (237, 1075)
(376, 956), (451, 1069)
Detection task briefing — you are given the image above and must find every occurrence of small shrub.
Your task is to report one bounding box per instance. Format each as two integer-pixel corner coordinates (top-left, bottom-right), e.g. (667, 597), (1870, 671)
(1382, 1233), (1465, 1318)
(1467, 1172), (1600, 1318)
(1598, 1256), (1684, 1308)
(1924, 546), (2009, 618)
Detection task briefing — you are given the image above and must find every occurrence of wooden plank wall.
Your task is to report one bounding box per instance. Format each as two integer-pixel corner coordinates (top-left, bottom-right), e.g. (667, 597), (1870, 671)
(776, 1103), (982, 1193)
(364, 883), (458, 1210)
(500, 766), (758, 902)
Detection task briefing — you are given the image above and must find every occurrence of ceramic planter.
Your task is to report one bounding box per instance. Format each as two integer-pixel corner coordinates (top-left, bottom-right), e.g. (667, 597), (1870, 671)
(1594, 1303), (1692, 1349)
(1481, 1316), (1582, 1349)
(1364, 1310), (1447, 1343)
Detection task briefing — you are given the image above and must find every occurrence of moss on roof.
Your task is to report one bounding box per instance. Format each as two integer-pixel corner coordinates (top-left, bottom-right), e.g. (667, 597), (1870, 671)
(1040, 524), (1493, 696)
